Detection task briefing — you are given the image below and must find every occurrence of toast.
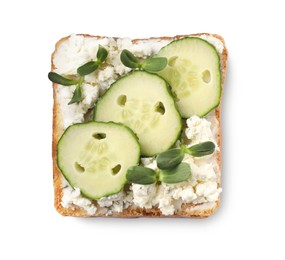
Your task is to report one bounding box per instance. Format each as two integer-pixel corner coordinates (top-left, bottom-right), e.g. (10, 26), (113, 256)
(51, 33), (228, 217)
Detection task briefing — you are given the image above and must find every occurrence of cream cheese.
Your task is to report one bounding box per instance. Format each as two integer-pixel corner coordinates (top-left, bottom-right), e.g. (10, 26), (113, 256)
(57, 83), (99, 129)
(53, 34), (110, 75)
(54, 34), (223, 215)
(97, 191), (133, 215)
(132, 184), (157, 209)
(185, 115), (215, 145)
(61, 178), (97, 215)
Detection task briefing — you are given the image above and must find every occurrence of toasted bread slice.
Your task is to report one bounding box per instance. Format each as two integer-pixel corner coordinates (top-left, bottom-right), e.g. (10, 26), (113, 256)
(51, 33), (228, 217)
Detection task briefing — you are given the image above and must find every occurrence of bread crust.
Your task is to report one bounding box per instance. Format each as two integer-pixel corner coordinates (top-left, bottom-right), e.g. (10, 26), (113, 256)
(51, 33), (228, 217)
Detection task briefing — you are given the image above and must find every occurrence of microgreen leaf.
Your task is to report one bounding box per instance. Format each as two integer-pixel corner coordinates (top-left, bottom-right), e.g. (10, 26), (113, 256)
(68, 84), (82, 105)
(96, 45), (108, 63)
(142, 57), (167, 72)
(120, 49), (140, 69)
(157, 148), (184, 169)
(48, 72), (79, 86)
(187, 141), (215, 157)
(77, 61), (99, 76)
(126, 166), (157, 185)
(159, 163), (191, 184)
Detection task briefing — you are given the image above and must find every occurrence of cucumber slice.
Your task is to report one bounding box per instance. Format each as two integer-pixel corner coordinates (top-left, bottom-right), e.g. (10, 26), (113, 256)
(57, 122), (140, 199)
(157, 37), (221, 117)
(94, 71), (182, 156)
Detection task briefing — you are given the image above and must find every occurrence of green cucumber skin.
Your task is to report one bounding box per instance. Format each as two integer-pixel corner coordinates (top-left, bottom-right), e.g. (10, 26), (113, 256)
(57, 121), (140, 200)
(94, 71), (182, 156)
(158, 37), (222, 118)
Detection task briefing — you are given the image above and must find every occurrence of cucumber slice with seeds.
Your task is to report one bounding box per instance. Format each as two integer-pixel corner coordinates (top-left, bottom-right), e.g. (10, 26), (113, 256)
(94, 71), (182, 156)
(157, 37), (221, 117)
(57, 122), (140, 199)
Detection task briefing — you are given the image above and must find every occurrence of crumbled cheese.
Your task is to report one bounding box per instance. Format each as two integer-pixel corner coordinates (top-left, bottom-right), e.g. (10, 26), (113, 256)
(97, 191), (133, 214)
(61, 179), (97, 215)
(189, 157), (218, 182)
(171, 186), (197, 203)
(97, 66), (115, 82)
(128, 40), (171, 58)
(185, 115), (215, 145)
(54, 34), (110, 75)
(116, 38), (133, 51)
(81, 83), (100, 108)
(141, 157), (158, 171)
(96, 66), (117, 94)
(195, 182), (222, 202)
(152, 184), (175, 215)
(132, 184), (157, 209)
(57, 83), (99, 129)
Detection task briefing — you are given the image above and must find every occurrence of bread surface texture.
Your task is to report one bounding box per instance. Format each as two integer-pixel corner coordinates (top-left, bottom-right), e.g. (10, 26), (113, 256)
(51, 33), (228, 218)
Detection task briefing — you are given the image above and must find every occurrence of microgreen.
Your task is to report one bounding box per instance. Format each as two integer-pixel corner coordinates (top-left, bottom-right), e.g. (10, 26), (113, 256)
(48, 45), (108, 105)
(120, 49), (167, 73)
(127, 141), (215, 185)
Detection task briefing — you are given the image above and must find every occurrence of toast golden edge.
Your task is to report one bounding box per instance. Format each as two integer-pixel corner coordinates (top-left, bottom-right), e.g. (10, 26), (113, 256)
(51, 33), (228, 218)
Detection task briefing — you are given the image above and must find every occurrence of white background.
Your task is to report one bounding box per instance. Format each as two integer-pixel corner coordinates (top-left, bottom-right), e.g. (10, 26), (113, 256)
(0, 0), (284, 259)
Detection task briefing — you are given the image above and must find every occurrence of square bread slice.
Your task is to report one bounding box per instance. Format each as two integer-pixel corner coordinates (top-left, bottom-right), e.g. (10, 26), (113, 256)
(51, 33), (228, 217)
